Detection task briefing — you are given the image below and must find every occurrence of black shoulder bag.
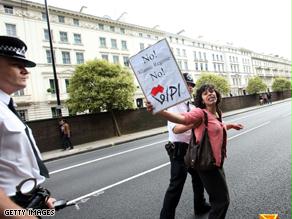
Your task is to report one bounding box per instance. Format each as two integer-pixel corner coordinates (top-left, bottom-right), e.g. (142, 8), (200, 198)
(184, 110), (216, 170)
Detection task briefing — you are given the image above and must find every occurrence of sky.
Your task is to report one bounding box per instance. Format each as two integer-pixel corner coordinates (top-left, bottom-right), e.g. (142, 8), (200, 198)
(31, 0), (291, 60)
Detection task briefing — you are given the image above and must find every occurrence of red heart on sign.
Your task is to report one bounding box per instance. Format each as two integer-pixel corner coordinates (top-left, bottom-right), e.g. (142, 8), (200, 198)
(151, 85), (164, 96)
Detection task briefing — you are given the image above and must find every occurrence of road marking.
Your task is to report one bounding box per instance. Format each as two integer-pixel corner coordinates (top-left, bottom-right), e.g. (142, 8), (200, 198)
(227, 109), (274, 122)
(51, 121), (271, 174)
(49, 140), (167, 174)
(228, 121), (271, 140)
(67, 162), (170, 205)
(66, 120), (272, 204)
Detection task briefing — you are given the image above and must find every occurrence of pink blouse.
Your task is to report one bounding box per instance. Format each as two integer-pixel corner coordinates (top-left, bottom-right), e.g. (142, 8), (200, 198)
(183, 108), (226, 167)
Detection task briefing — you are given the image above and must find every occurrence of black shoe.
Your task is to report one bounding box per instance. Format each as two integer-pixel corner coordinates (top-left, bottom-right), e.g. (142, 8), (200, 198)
(69, 147), (74, 150)
(195, 203), (211, 215)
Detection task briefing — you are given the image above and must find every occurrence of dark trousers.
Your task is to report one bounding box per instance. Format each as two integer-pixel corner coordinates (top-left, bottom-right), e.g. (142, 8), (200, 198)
(195, 168), (230, 219)
(61, 134), (73, 149)
(160, 142), (205, 219)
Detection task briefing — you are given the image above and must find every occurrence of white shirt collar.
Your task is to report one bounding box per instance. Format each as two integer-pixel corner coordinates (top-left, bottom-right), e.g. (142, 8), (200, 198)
(0, 89), (11, 106)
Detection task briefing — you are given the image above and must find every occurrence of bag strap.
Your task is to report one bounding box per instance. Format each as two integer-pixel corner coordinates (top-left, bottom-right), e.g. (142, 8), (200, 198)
(191, 109), (208, 142)
(203, 110), (208, 127)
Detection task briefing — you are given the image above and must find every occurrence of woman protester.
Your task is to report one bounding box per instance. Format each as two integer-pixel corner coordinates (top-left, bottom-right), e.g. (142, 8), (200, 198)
(147, 84), (243, 219)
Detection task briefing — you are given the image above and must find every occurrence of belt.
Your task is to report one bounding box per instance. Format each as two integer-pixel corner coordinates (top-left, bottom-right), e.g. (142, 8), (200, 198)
(171, 142), (188, 158)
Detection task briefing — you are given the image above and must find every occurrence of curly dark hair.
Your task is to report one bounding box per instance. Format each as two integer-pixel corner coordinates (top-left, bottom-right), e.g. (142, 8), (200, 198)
(194, 84), (222, 121)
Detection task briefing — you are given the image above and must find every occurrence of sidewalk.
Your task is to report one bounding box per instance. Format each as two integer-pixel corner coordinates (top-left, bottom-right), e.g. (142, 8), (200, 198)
(42, 98), (290, 161)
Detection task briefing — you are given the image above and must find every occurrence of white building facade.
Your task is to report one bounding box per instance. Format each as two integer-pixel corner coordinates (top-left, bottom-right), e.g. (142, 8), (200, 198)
(1, 0), (291, 121)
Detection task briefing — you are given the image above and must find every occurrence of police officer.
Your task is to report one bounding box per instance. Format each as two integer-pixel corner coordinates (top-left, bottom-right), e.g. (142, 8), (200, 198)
(160, 73), (210, 219)
(0, 36), (55, 218)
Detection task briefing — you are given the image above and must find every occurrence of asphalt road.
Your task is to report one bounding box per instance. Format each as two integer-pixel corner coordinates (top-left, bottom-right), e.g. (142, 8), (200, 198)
(43, 101), (291, 219)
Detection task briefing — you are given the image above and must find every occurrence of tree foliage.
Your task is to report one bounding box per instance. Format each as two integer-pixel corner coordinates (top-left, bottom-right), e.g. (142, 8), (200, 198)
(195, 73), (230, 95)
(66, 60), (136, 114)
(246, 76), (267, 94)
(272, 77), (291, 92)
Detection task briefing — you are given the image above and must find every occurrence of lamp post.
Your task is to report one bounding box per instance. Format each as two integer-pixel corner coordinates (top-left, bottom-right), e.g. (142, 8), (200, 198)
(116, 12), (127, 21)
(44, 0), (62, 117)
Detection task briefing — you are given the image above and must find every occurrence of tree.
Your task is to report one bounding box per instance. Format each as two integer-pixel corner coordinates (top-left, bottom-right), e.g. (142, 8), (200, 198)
(246, 76), (267, 94)
(272, 77), (291, 92)
(195, 73), (230, 95)
(66, 59), (136, 135)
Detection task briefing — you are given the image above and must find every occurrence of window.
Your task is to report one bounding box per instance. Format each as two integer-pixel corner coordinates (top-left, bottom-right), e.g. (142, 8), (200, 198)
(17, 110), (27, 121)
(73, 18), (79, 26)
(212, 54), (215, 61)
(73, 33), (82, 44)
(41, 12), (47, 21)
(136, 98), (143, 108)
(216, 55), (219, 61)
(203, 53), (207, 61)
(110, 26), (115, 32)
(182, 39), (185, 45)
(213, 63), (217, 71)
(193, 51), (197, 60)
(111, 39), (117, 49)
(76, 52), (84, 64)
(49, 79), (56, 93)
(51, 107), (58, 118)
(199, 52), (202, 60)
(139, 33), (143, 37)
(44, 29), (49, 41)
(182, 49), (186, 57)
(98, 24), (104, 30)
(113, 55), (119, 64)
(176, 48), (180, 56)
(65, 79), (70, 92)
(205, 63), (208, 71)
(147, 34), (151, 38)
(5, 23), (16, 36)
(99, 37), (106, 48)
(58, 15), (65, 23)
(123, 56), (129, 67)
(121, 40), (127, 50)
(200, 63), (204, 71)
(120, 28), (125, 34)
(62, 51), (71, 64)
(101, 54), (108, 61)
(59, 31), (68, 43)
(220, 55), (223, 61)
(4, 5), (13, 14)
(14, 89), (24, 96)
(46, 50), (52, 63)
(140, 43), (145, 50)
(184, 61), (188, 70)
(195, 63), (198, 71)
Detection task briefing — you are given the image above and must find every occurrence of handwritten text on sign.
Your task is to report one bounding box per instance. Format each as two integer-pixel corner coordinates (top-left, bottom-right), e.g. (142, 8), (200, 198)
(129, 39), (191, 113)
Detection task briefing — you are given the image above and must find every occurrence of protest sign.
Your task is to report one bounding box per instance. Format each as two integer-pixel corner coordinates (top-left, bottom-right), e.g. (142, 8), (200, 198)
(129, 39), (191, 114)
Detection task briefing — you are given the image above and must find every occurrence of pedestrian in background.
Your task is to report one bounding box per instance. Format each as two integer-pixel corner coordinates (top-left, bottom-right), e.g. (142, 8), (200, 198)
(147, 84), (244, 219)
(60, 119), (73, 150)
(266, 91), (272, 104)
(160, 73), (210, 219)
(0, 35), (55, 217)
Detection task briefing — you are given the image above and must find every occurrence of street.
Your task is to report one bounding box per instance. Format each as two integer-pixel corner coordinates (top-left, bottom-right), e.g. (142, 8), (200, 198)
(43, 101), (291, 219)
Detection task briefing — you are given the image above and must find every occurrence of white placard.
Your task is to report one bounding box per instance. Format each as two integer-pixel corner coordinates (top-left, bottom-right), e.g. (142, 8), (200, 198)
(129, 39), (191, 114)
